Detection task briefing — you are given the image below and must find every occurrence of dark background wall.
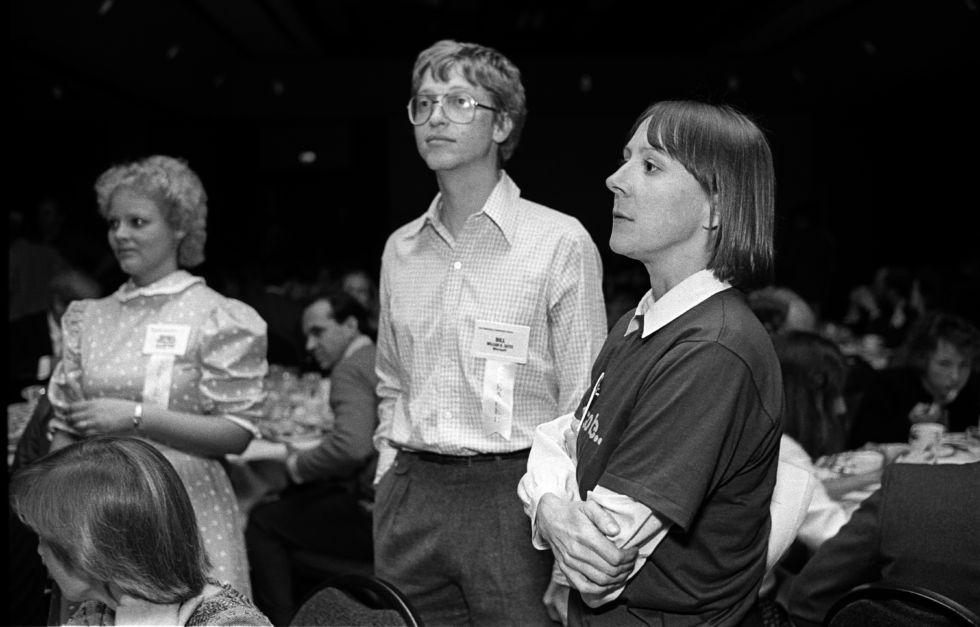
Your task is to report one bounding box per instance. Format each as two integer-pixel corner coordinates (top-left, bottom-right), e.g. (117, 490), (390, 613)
(10, 0), (980, 322)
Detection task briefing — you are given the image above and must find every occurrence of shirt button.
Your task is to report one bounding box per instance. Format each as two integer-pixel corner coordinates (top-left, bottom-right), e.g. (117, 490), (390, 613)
(453, 261), (462, 270)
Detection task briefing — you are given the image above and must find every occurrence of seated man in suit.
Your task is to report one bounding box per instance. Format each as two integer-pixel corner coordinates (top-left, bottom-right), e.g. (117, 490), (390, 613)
(246, 290), (379, 626)
(785, 461), (980, 626)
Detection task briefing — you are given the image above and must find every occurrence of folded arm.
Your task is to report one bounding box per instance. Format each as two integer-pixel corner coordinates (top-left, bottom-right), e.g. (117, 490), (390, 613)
(518, 414), (670, 606)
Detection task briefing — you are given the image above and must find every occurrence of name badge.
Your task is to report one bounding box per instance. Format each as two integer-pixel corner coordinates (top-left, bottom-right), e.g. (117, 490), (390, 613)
(471, 320), (530, 365)
(142, 324), (191, 356)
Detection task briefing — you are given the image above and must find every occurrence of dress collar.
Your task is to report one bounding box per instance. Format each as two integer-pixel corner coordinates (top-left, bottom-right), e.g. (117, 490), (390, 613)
(113, 270), (203, 303)
(626, 269), (731, 338)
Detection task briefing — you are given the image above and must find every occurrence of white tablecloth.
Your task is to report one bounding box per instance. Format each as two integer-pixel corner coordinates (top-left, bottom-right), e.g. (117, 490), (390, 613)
(226, 435), (319, 514)
(814, 432), (980, 515)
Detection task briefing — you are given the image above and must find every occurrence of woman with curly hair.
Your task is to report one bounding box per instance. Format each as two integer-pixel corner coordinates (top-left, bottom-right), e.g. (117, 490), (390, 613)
(10, 435), (272, 625)
(46, 155), (268, 599)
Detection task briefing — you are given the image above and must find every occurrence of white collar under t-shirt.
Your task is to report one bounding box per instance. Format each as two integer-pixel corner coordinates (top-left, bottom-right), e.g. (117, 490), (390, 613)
(626, 269), (732, 338)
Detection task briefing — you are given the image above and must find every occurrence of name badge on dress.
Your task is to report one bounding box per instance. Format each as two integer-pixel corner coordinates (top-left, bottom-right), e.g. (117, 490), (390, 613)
(472, 320), (530, 440)
(142, 324), (191, 356)
(141, 324), (191, 408)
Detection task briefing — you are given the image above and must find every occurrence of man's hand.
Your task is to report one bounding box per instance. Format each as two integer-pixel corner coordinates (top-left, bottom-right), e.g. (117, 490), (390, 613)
(535, 494), (638, 596)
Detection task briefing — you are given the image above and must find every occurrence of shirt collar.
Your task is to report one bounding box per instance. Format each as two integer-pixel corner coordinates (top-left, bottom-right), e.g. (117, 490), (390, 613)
(626, 269), (731, 338)
(407, 170), (521, 244)
(113, 270), (203, 303)
(343, 334), (373, 360)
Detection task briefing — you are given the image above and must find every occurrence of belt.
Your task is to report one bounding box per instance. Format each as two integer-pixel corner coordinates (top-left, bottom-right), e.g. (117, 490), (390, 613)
(402, 449), (530, 465)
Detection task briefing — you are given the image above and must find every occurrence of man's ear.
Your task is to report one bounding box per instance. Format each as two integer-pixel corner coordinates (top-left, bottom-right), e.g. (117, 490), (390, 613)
(493, 114), (514, 145)
(342, 315), (359, 332)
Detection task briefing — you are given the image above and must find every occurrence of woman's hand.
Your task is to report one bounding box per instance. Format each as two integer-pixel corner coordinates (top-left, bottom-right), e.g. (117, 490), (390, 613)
(908, 402), (941, 424)
(542, 578), (571, 625)
(894, 448), (937, 465)
(535, 494), (637, 596)
(822, 469), (883, 500)
(66, 399), (138, 436)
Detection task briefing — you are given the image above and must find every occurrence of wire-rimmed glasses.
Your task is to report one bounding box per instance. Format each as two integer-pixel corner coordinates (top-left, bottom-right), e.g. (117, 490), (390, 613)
(407, 91), (499, 125)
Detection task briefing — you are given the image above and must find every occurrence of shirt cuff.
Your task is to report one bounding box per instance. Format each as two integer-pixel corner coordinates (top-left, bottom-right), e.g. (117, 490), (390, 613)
(374, 440), (398, 484)
(285, 451), (304, 484)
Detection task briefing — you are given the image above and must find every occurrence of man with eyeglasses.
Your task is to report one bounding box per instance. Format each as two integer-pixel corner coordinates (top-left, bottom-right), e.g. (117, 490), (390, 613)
(373, 39), (606, 625)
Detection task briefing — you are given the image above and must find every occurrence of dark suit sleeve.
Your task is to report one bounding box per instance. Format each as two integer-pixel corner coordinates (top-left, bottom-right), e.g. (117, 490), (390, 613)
(786, 475), (888, 626)
(293, 346), (379, 483)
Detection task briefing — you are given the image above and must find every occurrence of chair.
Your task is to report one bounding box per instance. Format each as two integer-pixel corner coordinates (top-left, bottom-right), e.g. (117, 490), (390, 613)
(289, 573), (423, 627)
(290, 550), (375, 581)
(825, 583), (980, 627)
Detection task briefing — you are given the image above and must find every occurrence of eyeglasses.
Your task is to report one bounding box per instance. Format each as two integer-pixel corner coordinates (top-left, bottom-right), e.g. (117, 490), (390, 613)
(407, 91), (499, 125)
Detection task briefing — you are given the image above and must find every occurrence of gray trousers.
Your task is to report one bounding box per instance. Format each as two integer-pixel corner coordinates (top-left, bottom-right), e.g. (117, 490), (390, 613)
(374, 451), (555, 626)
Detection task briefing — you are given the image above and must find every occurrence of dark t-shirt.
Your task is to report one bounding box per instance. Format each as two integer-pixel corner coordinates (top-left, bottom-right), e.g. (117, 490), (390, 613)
(573, 289), (782, 626)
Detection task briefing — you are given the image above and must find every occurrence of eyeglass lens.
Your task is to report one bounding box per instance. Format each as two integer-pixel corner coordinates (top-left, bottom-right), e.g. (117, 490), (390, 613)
(409, 93), (478, 125)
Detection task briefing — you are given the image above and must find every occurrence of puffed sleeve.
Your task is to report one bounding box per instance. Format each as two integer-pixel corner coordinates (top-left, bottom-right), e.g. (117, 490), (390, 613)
(47, 300), (90, 420)
(196, 298), (269, 425)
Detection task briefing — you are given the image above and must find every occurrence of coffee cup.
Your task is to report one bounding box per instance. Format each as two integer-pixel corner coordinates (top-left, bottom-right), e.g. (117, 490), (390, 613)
(965, 425), (980, 443)
(909, 422), (945, 451)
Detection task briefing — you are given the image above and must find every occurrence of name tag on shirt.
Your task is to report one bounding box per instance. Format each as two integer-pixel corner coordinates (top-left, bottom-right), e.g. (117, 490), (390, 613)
(472, 320), (529, 440)
(471, 320), (530, 364)
(142, 324), (191, 356)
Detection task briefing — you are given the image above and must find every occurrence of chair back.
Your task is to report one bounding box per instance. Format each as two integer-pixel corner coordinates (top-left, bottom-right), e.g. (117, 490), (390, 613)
(825, 583), (980, 627)
(289, 573), (423, 627)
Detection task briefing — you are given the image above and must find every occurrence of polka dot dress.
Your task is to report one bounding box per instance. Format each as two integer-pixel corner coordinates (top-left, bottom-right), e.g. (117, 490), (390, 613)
(47, 271), (269, 599)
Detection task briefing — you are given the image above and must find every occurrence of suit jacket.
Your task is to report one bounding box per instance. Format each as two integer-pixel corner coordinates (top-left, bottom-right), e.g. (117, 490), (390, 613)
(292, 342), (379, 500)
(786, 462), (980, 626)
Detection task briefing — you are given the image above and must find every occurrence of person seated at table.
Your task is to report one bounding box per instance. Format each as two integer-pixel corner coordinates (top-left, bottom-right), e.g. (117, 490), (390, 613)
(7, 267), (104, 627)
(46, 155), (269, 599)
(758, 332), (856, 619)
(842, 264), (923, 348)
(7, 266), (102, 404)
(10, 435), (273, 626)
(784, 461), (980, 626)
(340, 265), (379, 340)
(776, 330), (884, 503)
(748, 285), (818, 336)
(245, 289), (379, 626)
(847, 310), (980, 449)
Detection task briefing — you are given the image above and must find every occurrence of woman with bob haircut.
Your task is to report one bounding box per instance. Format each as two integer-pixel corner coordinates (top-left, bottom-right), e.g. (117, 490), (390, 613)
(520, 100), (783, 625)
(10, 435), (272, 625)
(46, 155), (268, 599)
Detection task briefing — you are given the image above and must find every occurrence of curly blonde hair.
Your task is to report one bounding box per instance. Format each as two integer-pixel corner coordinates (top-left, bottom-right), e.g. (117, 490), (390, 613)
(94, 155), (207, 268)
